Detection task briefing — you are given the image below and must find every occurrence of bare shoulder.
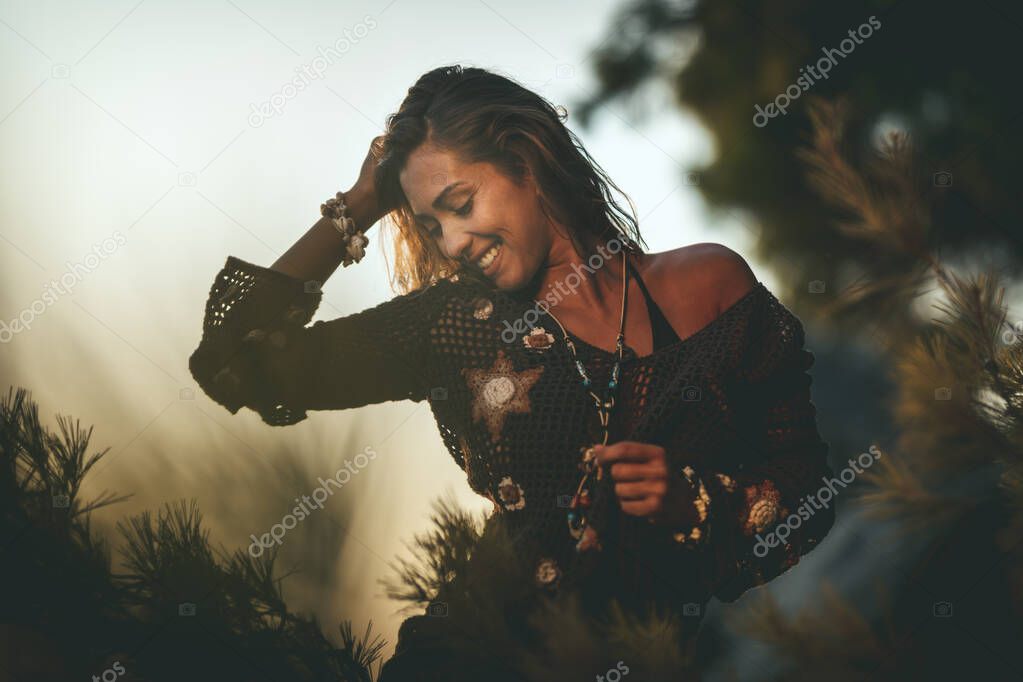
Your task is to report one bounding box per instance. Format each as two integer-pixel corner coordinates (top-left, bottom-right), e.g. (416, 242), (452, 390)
(638, 243), (758, 315)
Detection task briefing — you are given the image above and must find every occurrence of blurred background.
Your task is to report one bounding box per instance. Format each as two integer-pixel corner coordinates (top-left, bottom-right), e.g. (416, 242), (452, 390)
(2, 0), (1022, 679)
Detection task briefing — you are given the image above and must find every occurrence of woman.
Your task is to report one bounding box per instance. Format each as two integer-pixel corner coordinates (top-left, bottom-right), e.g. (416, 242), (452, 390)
(188, 65), (835, 678)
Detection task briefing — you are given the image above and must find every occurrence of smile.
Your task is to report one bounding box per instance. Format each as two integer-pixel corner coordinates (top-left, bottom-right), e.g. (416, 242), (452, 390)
(477, 241), (503, 273)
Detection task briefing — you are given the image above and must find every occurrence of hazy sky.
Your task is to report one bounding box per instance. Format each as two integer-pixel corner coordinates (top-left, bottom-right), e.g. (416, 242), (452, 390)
(0, 0), (766, 664)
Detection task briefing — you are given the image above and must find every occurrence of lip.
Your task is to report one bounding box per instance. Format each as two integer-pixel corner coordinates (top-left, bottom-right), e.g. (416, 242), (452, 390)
(480, 242), (503, 277)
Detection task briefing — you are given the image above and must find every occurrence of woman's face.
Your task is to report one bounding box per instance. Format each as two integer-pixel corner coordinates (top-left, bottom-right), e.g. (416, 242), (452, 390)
(399, 142), (554, 291)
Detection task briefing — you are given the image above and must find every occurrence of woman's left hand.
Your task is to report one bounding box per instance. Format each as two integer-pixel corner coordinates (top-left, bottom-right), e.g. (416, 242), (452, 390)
(594, 441), (698, 527)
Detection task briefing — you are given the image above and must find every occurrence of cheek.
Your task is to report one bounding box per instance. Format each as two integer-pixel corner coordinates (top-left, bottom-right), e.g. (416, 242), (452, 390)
(501, 231), (549, 290)
(505, 204), (548, 251)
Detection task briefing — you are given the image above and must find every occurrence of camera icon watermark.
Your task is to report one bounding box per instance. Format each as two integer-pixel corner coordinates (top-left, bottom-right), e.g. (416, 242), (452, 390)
(808, 280), (826, 294)
(555, 63), (574, 79)
(304, 280), (322, 294)
(556, 494), (573, 508)
(52, 494), (70, 508)
(682, 385), (701, 401)
(682, 602), (701, 616)
(933, 171), (953, 187)
(683, 171), (701, 186)
(934, 387), (952, 401)
(179, 387), (195, 400)
(933, 601), (952, 617)
(178, 602), (197, 616)
(51, 63), (70, 79)
(177, 172), (197, 187)
(427, 601), (448, 617)
(430, 386), (448, 401)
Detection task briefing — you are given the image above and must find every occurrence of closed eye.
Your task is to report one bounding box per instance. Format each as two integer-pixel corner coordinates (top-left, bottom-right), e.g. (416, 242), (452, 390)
(454, 199), (473, 217)
(425, 199), (473, 238)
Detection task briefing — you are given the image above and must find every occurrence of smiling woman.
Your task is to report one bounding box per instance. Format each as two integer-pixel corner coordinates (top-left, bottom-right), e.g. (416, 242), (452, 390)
(187, 64), (835, 680)
(372, 65), (643, 294)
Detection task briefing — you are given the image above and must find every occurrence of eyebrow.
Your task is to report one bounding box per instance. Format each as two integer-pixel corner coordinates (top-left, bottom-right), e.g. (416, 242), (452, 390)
(413, 181), (468, 222)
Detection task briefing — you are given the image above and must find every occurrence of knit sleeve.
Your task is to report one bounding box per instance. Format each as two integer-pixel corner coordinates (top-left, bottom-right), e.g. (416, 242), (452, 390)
(187, 255), (447, 426)
(697, 291), (835, 603)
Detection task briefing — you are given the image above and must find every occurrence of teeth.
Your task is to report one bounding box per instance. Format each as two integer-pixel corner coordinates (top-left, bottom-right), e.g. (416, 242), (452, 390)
(477, 242), (502, 269)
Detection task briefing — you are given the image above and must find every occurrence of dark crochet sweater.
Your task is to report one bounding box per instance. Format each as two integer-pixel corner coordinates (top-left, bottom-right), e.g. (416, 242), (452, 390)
(188, 255), (835, 611)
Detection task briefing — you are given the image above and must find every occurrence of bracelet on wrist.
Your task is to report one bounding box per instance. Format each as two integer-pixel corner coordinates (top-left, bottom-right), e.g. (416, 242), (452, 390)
(321, 191), (369, 267)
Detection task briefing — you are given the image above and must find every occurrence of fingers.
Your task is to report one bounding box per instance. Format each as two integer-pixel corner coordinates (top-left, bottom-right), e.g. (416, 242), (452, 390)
(597, 442), (668, 483)
(614, 480), (668, 500)
(594, 441), (681, 520)
(608, 462), (666, 482)
(594, 441), (662, 466)
(619, 499), (660, 517)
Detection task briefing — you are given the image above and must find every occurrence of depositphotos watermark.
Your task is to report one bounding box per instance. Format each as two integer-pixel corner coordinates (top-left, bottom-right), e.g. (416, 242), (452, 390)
(91, 661), (126, 682)
(753, 15), (881, 128)
(248, 15), (378, 128)
(0, 230), (127, 343)
(500, 236), (625, 343)
(752, 444), (881, 557)
(596, 660), (630, 682)
(248, 445), (377, 557)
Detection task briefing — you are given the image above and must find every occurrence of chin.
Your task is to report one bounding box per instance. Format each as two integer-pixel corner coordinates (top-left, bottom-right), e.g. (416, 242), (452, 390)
(493, 260), (540, 294)
(491, 270), (519, 291)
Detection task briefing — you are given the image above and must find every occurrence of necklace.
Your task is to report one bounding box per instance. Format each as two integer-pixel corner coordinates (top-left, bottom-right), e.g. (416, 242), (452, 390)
(542, 250), (629, 553)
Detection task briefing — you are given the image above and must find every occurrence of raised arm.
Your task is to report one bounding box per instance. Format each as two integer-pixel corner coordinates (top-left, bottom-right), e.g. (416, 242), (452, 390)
(269, 137), (388, 283)
(187, 138), (448, 426)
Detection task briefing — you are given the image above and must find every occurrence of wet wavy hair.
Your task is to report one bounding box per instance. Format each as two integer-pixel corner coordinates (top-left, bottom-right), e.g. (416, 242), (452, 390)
(374, 64), (646, 293)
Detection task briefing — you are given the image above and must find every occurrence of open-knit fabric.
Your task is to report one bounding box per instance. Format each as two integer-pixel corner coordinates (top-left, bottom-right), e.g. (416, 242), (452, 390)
(188, 254), (835, 612)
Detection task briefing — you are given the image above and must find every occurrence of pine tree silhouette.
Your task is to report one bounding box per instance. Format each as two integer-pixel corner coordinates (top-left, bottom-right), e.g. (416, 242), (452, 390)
(724, 99), (1023, 681)
(0, 386), (384, 681)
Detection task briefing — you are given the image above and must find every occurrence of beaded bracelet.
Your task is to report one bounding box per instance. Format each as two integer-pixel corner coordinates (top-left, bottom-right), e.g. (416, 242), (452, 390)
(671, 465), (712, 548)
(321, 191), (369, 267)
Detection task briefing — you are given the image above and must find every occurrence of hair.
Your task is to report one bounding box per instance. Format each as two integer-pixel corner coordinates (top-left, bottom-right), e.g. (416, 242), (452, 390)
(374, 64), (646, 293)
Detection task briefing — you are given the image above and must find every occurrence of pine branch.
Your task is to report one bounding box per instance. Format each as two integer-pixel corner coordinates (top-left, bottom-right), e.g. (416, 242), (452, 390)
(727, 583), (899, 681)
(337, 619), (386, 681)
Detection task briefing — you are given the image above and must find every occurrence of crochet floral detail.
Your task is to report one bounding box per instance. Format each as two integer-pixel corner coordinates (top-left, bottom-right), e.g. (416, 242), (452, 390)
(462, 350), (544, 442)
(497, 475), (525, 510)
(742, 480), (785, 535)
(672, 466), (711, 547)
(535, 557), (561, 588)
(715, 473), (737, 492)
(472, 297), (494, 320)
(522, 327), (555, 351)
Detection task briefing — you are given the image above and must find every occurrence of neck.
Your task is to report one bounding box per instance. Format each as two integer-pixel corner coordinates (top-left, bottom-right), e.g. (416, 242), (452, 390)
(528, 232), (630, 317)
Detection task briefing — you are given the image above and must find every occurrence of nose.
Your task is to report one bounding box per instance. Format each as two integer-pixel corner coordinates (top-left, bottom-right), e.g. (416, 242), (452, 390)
(442, 225), (474, 263)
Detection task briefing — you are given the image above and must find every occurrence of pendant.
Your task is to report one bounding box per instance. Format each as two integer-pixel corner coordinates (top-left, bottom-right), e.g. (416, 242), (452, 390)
(575, 525), (602, 553)
(579, 445), (599, 474)
(567, 512), (584, 540)
(522, 326), (555, 351)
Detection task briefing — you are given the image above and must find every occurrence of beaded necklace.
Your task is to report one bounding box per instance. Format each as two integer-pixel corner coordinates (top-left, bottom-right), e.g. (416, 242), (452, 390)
(542, 251), (629, 553)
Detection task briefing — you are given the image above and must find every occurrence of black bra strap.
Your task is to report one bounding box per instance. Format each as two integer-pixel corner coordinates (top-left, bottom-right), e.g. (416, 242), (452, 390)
(627, 260), (681, 350)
